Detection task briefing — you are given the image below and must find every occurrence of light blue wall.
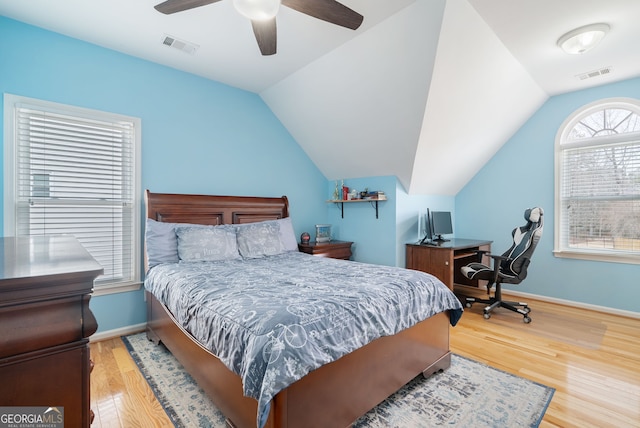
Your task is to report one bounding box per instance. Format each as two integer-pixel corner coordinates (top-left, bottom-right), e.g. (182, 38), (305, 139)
(324, 175), (458, 269)
(326, 176), (397, 266)
(456, 76), (640, 313)
(0, 16), (328, 333)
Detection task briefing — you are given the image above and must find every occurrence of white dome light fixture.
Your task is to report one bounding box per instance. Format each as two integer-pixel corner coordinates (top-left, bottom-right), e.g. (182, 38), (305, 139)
(233, 0), (281, 21)
(557, 23), (610, 55)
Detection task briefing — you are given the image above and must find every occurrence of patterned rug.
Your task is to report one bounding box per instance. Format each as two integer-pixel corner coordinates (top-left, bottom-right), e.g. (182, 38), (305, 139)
(122, 333), (554, 427)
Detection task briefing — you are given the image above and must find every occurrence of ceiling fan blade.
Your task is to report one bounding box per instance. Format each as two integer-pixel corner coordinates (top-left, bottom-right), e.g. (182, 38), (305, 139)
(154, 0), (222, 14)
(282, 0), (363, 30)
(251, 18), (277, 56)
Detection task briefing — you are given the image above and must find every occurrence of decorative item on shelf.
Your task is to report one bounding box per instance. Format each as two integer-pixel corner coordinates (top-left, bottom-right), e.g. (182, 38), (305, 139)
(361, 190), (387, 200)
(342, 185), (349, 201)
(315, 224), (332, 243)
(300, 232), (310, 245)
(349, 189), (358, 200)
(332, 181), (340, 200)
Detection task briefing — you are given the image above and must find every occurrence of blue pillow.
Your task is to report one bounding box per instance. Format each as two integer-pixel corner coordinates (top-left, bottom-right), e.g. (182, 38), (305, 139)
(145, 219), (179, 267)
(146, 217), (298, 267)
(236, 221), (285, 259)
(145, 218), (209, 268)
(235, 217), (298, 253)
(273, 217), (298, 252)
(176, 226), (241, 262)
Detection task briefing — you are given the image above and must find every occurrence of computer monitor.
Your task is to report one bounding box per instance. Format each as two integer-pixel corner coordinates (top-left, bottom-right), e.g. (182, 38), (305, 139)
(419, 208), (433, 245)
(431, 211), (453, 242)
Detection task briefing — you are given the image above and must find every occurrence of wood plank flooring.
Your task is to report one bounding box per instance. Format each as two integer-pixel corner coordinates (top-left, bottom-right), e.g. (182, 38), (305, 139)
(90, 292), (640, 427)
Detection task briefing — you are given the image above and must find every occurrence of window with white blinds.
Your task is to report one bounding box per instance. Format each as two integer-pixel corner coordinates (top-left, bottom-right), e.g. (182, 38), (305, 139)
(555, 98), (640, 264)
(4, 94), (141, 293)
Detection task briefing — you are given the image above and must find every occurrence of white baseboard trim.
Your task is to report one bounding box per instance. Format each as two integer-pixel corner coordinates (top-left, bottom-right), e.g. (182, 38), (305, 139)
(90, 322), (147, 342)
(500, 289), (640, 319)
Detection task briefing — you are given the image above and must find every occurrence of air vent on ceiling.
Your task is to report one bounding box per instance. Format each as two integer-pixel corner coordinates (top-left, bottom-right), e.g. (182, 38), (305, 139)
(161, 34), (199, 55)
(576, 66), (612, 81)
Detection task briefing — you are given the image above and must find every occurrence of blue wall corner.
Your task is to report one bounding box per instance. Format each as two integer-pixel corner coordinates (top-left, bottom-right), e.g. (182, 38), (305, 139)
(455, 76), (640, 313)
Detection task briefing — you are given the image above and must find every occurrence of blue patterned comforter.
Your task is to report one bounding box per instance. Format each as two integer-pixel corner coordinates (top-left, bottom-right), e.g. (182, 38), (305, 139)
(145, 251), (463, 427)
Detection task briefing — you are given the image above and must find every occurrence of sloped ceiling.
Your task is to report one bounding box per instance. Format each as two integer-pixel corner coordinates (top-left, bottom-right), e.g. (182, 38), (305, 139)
(260, 0), (548, 195)
(261, 0), (445, 193)
(1, 0), (639, 196)
(410, 0), (547, 195)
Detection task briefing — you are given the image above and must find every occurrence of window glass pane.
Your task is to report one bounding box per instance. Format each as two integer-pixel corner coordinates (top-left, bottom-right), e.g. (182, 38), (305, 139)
(557, 100), (640, 261)
(567, 108), (640, 141)
(10, 102), (139, 287)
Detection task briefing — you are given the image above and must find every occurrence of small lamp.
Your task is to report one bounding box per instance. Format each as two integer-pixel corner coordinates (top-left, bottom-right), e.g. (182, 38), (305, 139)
(557, 23), (609, 55)
(233, 0), (281, 21)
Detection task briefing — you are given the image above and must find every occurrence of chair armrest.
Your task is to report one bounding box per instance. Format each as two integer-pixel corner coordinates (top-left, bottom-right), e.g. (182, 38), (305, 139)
(473, 249), (490, 262)
(485, 254), (512, 283)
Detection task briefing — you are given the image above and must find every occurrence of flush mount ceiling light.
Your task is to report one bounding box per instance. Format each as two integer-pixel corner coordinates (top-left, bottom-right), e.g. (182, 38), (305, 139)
(557, 23), (610, 55)
(233, 0), (281, 21)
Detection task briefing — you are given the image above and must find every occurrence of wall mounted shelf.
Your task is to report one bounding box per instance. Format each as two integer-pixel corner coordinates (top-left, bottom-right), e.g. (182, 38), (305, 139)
(327, 198), (387, 219)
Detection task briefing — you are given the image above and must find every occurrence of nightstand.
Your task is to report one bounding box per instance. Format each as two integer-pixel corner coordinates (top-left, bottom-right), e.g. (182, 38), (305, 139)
(298, 240), (353, 260)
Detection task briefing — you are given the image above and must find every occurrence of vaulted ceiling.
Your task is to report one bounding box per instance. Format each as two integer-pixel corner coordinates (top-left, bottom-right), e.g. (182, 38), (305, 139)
(1, 0), (639, 195)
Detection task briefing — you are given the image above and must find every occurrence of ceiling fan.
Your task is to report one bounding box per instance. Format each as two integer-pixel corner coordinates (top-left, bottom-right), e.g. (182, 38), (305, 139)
(154, 0), (364, 56)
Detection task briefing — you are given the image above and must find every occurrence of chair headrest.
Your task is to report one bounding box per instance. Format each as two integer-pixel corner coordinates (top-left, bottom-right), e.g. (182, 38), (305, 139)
(525, 207), (543, 223)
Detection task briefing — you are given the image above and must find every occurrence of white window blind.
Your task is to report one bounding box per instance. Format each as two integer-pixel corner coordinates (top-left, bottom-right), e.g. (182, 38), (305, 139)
(556, 99), (640, 263)
(4, 95), (141, 291)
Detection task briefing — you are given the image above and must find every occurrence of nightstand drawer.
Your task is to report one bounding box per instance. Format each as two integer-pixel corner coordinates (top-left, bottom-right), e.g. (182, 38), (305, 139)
(298, 240), (353, 260)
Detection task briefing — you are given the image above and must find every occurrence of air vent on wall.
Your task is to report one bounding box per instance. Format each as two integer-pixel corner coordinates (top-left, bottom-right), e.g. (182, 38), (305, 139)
(161, 34), (199, 55)
(576, 66), (612, 81)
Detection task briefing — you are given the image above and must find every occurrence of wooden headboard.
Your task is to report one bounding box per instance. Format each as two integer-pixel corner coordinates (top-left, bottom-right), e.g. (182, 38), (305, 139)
(145, 190), (290, 225)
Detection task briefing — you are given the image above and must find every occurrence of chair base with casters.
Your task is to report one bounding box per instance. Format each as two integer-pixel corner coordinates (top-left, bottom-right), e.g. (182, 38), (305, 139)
(460, 207), (543, 324)
(465, 286), (532, 323)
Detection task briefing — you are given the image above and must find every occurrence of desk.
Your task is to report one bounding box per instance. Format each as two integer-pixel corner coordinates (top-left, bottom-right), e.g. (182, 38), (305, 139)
(406, 238), (492, 290)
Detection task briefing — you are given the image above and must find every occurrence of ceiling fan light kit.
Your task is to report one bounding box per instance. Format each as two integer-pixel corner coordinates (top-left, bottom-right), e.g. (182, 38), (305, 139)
(557, 23), (610, 55)
(233, 0), (281, 21)
(154, 0), (363, 56)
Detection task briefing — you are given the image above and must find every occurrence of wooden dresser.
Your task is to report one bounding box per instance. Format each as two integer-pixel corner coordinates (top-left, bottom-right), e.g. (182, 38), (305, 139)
(0, 235), (103, 427)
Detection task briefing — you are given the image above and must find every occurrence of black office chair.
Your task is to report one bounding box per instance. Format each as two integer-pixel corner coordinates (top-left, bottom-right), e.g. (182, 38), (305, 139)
(461, 207), (543, 323)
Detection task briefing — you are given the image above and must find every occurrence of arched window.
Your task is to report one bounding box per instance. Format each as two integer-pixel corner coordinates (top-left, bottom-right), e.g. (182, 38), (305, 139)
(555, 98), (640, 264)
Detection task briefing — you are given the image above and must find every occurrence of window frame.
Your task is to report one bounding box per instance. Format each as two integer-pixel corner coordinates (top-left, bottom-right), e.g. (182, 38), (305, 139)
(554, 97), (640, 265)
(3, 94), (142, 295)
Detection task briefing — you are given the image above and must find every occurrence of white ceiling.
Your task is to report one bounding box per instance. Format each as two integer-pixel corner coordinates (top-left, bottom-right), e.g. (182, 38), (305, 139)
(2, 0), (639, 195)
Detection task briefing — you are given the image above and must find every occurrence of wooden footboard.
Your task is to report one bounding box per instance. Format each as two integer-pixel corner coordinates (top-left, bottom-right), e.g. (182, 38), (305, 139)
(146, 291), (451, 428)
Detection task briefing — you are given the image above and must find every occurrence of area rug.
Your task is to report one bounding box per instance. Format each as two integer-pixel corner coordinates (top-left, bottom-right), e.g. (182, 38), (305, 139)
(122, 332), (554, 427)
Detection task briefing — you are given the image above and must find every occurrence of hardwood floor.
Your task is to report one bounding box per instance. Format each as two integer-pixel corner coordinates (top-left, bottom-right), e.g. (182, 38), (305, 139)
(90, 293), (640, 427)
(451, 290), (640, 428)
(90, 337), (171, 427)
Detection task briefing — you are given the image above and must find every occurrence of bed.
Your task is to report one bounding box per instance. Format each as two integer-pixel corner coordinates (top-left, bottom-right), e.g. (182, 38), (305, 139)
(143, 190), (463, 428)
